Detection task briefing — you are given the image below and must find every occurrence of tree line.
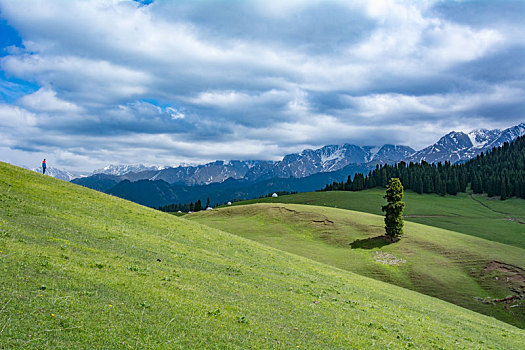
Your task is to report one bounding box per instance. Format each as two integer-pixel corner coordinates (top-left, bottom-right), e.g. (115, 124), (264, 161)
(157, 191), (299, 213)
(321, 135), (525, 200)
(158, 198), (213, 212)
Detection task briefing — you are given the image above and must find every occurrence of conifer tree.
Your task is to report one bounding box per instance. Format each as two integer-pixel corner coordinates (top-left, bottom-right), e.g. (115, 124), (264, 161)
(382, 178), (405, 241)
(195, 200), (203, 211)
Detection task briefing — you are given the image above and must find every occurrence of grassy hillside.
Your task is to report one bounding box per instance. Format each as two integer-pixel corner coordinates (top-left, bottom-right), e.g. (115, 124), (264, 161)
(1, 163), (524, 348)
(226, 189), (525, 249)
(189, 203), (525, 328)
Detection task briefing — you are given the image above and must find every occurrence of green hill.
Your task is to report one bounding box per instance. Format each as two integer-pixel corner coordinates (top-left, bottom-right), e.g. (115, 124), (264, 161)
(1, 162), (524, 349)
(225, 189), (525, 249)
(189, 203), (525, 329)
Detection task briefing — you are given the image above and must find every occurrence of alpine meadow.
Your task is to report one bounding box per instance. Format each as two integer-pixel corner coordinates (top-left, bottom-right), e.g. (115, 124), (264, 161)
(1, 162), (525, 348)
(2, 1), (525, 349)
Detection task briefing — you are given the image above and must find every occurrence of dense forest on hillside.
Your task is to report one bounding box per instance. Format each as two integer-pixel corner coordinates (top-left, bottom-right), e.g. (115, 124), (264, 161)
(322, 136), (525, 199)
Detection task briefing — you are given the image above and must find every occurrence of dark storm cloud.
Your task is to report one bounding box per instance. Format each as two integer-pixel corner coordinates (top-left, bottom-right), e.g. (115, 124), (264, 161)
(0, 0), (523, 171)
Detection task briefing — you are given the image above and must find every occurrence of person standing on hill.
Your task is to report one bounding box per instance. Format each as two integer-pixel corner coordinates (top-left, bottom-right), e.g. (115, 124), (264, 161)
(42, 159), (46, 174)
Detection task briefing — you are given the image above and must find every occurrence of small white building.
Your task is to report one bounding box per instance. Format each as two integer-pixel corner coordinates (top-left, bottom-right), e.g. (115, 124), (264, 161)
(206, 207), (213, 210)
(227, 201), (232, 206)
(272, 193), (278, 198)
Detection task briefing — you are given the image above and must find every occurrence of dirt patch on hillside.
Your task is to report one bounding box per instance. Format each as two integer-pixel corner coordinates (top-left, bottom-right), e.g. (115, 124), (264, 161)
(477, 261), (525, 310)
(485, 261), (525, 292)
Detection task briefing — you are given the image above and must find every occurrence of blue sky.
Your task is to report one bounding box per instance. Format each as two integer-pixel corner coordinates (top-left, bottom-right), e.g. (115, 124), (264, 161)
(0, 0), (524, 171)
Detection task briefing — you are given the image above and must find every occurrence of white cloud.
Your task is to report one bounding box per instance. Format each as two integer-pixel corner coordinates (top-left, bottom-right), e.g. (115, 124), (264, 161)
(2, 55), (151, 103)
(18, 88), (82, 113)
(185, 89), (289, 109)
(0, 104), (37, 129)
(342, 86), (524, 118)
(166, 107), (185, 120)
(0, 0), (523, 171)
(0, 104), (38, 149)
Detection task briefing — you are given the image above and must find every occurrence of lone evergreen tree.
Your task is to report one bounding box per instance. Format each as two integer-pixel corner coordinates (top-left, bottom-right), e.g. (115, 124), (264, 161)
(382, 178), (406, 241)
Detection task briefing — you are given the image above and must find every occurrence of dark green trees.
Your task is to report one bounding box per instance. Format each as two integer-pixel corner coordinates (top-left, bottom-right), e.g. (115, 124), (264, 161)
(382, 178), (405, 241)
(194, 200), (203, 211)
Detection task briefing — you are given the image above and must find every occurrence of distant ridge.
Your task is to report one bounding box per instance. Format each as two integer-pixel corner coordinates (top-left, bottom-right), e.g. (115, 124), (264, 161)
(69, 122), (524, 187)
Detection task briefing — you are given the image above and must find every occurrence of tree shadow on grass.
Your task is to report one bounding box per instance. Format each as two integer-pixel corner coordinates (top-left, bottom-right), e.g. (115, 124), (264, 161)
(349, 235), (395, 249)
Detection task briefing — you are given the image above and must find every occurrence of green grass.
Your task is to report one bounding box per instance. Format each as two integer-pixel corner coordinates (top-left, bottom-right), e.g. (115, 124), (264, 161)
(1, 164), (524, 348)
(189, 203), (525, 329)
(226, 189), (525, 249)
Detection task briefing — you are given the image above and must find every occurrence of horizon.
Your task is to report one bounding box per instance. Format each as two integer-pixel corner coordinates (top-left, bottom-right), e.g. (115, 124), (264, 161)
(1, 0), (524, 172)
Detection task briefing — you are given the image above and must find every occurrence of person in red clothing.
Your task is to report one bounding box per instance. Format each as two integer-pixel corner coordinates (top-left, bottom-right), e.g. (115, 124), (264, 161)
(42, 159), (46, 174)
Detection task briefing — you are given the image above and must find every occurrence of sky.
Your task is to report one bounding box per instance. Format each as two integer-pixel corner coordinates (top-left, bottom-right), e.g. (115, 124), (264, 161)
(0, 0), (524, 172)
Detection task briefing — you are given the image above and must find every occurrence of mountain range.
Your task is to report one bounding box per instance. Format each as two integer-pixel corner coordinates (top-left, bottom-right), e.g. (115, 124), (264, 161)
(71, 123), (524, 185)
(408, 124), (525, 164)
(59, 122), (525, 207)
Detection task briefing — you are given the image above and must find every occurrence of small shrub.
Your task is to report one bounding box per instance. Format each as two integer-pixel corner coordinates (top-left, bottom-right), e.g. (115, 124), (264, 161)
(139, 301), (151, 308)
(206, 309), (221, 317)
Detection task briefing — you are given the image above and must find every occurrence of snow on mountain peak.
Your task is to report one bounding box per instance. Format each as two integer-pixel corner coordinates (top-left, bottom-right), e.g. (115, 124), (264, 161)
(93, 164), (163, 176)
(467, 128), (501, 149)
(363, 146), (381, 163)
(320, 147), (345, 167)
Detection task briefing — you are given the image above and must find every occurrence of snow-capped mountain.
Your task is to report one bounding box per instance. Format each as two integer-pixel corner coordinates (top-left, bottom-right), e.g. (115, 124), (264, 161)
(142, 160), (273, 185)
(408, 131), (475, 163)
(244, 144), (368, 180)
(92, 164), (166, 176)
(486, 123), (525, 150)
(245, 143), (415, 181)
(409, 123), (525, 164)
(30, 167), (87, 181)
(368, 145), (415, 164)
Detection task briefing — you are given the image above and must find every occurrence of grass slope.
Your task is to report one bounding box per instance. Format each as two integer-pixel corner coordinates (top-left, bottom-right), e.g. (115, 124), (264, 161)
(226, 189), (525, 249)
(0, 164), (524, 348)
(189, 203), (525, 328)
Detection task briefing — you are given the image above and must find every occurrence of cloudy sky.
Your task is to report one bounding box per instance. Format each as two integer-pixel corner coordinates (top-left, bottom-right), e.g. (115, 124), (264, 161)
(1, 0), (524, 172)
